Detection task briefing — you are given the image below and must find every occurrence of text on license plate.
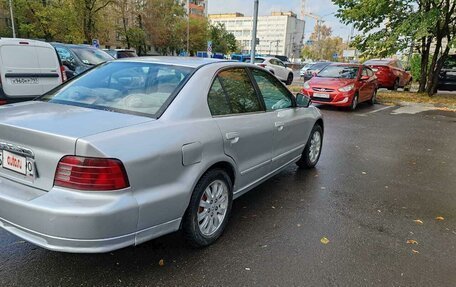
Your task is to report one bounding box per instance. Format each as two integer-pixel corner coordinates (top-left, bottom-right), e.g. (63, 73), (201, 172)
(10, 78), (39, 85)
(314, 93), (330, 99)
(0, 150), (30, 175)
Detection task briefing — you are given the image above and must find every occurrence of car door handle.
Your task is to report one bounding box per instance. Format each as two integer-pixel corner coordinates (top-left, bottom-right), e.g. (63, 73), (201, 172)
(225, 132), (240, 144)
(275, 121), (284, 131)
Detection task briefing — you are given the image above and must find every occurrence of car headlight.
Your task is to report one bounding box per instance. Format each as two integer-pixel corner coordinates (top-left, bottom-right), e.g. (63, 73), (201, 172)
(338, 84), (355, 92)
(303, 81), (311, 89)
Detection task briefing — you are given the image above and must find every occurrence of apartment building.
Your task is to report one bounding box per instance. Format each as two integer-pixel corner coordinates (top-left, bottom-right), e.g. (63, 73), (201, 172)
(181, 0), (208, 18)
(209, 11), (305, 59)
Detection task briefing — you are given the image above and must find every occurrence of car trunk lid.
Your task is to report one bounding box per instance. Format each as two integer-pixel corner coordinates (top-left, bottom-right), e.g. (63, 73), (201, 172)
(0, 101), (153, 191)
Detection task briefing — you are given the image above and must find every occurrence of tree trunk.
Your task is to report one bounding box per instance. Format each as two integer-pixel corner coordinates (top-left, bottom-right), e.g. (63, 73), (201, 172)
(418, 36), (431, 93)
(425, 32), (443, 96)
(428, 45), (450, 95)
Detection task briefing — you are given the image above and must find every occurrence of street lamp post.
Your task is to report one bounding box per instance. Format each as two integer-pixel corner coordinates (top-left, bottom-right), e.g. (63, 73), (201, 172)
(9, 0), (16, 38)
(250, 0), (259, 63)
(186, 0), (190, 56)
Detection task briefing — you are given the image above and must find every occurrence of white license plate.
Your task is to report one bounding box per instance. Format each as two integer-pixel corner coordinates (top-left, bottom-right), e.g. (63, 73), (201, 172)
(9, 78), (39, 85)
(0, 150), (28, 175)
(314, 93), (330, 99)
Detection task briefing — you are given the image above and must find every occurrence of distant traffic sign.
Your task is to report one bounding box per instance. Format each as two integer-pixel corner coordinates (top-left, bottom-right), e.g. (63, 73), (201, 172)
(332, 53), (338, 59)
(92, 39), (99, 48)
(207, 41), (213, 53)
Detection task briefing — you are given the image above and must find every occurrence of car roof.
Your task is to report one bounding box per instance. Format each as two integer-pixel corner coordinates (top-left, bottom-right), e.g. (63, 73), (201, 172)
(365, 59), (394, 64)
(0, 38), (53, 48)
(116, 56), (231, 68)
(50, 42), (98, 49)
(329, 63), (362, 67)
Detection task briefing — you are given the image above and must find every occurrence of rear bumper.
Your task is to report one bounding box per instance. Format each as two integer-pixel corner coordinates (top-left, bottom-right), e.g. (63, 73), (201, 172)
(0, 176), (147, 253)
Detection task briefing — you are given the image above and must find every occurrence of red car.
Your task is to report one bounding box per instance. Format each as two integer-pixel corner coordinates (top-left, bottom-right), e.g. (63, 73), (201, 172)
(364, 59), (412, 91)
(301, 64), (378, 110)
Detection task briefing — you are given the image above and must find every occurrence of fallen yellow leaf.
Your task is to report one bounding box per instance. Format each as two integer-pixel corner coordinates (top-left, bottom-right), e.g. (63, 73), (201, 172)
(320, 237), (330, 244)
(158, 259), (165, 267)
(413, 219), (424, 225)
(412, 249), (419, 254)
(406, 239), (418, 245)
(435, 216), (444, 221)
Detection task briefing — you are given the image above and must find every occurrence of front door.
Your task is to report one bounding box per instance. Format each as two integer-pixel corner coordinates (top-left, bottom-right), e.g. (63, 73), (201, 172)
(207, 68), (274, 192)
(250, 68), (313, 171)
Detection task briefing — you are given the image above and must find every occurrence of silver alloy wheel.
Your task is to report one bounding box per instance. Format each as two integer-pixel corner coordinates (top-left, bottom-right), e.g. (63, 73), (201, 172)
(309, 130), (322, 164)
(198, 180), (229, 236)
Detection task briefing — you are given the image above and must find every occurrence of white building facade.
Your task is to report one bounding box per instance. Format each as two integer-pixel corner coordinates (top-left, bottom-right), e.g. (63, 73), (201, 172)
(209, 12), (305, 59)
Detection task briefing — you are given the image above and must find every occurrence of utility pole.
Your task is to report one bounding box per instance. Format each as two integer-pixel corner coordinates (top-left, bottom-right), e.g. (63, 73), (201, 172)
(186, 0), (190, 56)
(250, 0), (259, 64)
(9, 0), (16, 38)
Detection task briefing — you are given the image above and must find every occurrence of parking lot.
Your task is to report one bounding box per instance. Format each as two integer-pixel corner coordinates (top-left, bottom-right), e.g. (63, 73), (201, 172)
(0, 103), (454, 286)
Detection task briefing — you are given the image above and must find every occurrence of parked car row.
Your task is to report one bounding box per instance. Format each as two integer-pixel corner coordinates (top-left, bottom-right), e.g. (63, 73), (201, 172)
(0, 38), (138, 106)
(301, 58), (414, 92)
(244, 57), (294, 85)
(301, 63), (378, 110)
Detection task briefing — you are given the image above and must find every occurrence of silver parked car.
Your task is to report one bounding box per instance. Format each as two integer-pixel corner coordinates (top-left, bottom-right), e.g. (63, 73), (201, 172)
(0, 57), (324, 253)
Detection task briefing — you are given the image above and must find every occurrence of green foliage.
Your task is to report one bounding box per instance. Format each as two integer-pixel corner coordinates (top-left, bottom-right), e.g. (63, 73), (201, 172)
(210, 23), (239, 55)
(410, 54), (421, 81)
(301, 24), (347, 61)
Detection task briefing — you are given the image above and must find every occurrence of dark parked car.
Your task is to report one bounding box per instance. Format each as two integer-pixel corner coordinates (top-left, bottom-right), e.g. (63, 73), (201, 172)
(51, 43), (114, 79)
(302, 62), (332, 81)
(438, 54), (456, 91)
(364, 58), (412, 91)
(104, 49), (138, 59)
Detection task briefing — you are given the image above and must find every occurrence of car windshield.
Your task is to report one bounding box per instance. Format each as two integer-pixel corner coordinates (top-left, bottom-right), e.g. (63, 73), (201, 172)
(71, 47), (114, 65)
(310, 63), (329, 70)
(317, 65), (359, 79)
(39, 62), (194, 117)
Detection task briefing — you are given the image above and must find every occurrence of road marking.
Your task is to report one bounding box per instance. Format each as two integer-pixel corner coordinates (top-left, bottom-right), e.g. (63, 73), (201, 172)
(356, 105), (394, 116)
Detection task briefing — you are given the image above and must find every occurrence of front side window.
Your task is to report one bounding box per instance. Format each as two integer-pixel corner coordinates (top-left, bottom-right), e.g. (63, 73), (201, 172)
(56, 47), (77, 66)
(208, 68), (262, 116)
(40, 62), (194, 117)
(252, 69), (292, 111)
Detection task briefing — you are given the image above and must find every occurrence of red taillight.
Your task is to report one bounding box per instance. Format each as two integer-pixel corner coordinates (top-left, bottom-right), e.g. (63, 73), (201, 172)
(19, 41), (29, 45)
(54, 156), (129, 191)
(258, 64), (267, 68)
(0, 100), (6, 105)
(60, 65), (67, 82)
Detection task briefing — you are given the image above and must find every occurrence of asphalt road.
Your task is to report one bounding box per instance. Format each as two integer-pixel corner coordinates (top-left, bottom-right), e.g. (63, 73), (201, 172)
(1, 104), (455, 286)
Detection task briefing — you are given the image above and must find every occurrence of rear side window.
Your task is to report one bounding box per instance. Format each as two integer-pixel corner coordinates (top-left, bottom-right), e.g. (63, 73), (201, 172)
(251, 69), (292, 111)
(40, 62), (194, 117)
(208, 68), (262, 116)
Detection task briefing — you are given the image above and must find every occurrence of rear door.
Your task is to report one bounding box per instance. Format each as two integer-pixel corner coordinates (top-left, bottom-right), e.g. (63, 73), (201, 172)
(208, 68), (274, 191)
(360, 67), (373, 101)
(0, 41), (61, 98)
(250, 68), (312, 171)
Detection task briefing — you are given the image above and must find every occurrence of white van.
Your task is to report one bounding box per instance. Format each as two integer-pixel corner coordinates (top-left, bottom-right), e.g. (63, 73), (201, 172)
(0, 38), (64, 105)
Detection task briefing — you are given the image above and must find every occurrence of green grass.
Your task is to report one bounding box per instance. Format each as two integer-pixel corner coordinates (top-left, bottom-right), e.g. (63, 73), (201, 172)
(377, 90), (456, 110)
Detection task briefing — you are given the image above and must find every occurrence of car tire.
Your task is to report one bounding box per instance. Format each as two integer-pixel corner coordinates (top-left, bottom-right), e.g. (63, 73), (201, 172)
(404, 79), (412, 91)
(392, 79), (399, 91)
(368, 89), (377, 105)
(349, 93), (359, 111)
(296, 124), (323, 169)
(183, 169), (233, 248)
(286, 73), (294, 85)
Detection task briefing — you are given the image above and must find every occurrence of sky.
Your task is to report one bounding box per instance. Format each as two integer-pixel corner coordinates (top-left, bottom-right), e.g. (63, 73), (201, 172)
(207, 0), (354, 42)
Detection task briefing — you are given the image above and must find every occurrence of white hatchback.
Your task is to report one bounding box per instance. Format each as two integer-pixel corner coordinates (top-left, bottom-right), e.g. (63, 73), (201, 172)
(0, 38), (64, 105)
(248, 57), (294, 85)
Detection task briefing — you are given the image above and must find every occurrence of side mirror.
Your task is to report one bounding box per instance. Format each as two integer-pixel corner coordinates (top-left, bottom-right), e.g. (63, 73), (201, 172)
(296, 93), (311, 108)
(360, 75), (369, 81)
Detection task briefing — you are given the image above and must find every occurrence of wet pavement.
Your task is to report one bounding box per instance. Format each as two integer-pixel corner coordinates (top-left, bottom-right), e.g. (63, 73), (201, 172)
(0, 103), (455, 286)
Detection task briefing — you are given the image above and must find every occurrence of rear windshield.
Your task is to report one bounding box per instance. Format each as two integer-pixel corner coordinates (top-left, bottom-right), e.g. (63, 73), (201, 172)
(40, 62), (194, 117)
(443, 55), (456, 69)
(117, 51), (138, 58)
(243, 58), (265, 63)
(317, 65), (359, 79)
(364, 60), (389, 66)
(71, 47), (114, 65)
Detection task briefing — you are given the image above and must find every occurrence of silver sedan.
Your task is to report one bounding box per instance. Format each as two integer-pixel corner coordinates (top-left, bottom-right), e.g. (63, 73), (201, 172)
(0, 57), (323, 253)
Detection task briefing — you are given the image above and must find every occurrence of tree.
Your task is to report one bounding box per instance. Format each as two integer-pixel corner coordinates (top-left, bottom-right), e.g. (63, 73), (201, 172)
(210, 23), (239, 55)
(74, 0), (113, 43)
(187, 17), (209, 55)
(301, 24), (347, 61)
(333, 0), (456, 95)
